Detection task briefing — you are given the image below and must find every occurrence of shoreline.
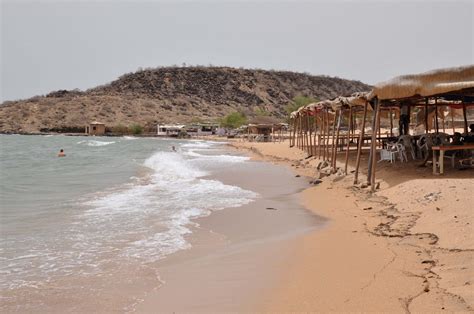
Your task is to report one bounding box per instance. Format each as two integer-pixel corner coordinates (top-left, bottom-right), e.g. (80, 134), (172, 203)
(229, 140), (473, 312)
(134, 143), (324, 312)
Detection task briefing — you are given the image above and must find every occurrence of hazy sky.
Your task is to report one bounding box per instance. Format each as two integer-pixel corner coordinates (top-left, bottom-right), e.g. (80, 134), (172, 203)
(1, 0), (473, 101)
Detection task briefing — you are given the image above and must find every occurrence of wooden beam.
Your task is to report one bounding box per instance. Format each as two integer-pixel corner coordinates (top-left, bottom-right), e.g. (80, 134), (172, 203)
(344, 106), (353, 174)
(330, 110), (337, 167)
(451, 107), (455, 133)
(332, 109), (342, 171)
(354, 102), (368, 184)
(435, 98), (439, 134)
(377, 107), (382, 148)
(389, 108), (393, 137)
(308, 115), (313, 156)
(463, 103), (468, 134)
(424, 98), (429, 134)
(370, 100), (381, 192)
(367, 100), (378, 184)
(318, 113), (322, 159)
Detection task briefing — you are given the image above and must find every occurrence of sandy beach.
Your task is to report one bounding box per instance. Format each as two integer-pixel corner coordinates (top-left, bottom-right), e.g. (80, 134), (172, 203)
(231, 140), (473, 312)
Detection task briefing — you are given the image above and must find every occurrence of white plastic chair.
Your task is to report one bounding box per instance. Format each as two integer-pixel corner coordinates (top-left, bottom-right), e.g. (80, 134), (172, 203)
(379, 148), (396, 163)
(397, 135), (416, 160)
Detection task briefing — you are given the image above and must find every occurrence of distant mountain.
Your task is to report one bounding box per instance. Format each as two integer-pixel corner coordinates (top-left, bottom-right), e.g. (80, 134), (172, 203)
(0, 66), (371, 133)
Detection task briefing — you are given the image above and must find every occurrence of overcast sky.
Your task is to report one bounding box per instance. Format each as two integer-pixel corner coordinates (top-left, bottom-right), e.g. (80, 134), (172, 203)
(1, 0), (473, 101)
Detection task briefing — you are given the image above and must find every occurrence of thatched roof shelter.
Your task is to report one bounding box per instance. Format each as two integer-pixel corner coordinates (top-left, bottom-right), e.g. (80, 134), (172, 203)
(367, 65), (474, 101)
(248, 116), (282, 126)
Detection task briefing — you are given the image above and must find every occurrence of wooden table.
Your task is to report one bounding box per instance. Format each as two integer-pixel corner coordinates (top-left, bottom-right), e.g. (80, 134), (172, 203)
(432, 144), (474, 174)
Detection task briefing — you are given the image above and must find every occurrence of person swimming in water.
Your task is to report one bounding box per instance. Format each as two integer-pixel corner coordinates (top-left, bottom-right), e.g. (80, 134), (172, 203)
(171, 145), (176, 152)
(58, 149), (66, 157)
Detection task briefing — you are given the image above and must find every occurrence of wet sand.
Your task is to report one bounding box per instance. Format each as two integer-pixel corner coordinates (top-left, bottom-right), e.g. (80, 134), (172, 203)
(136, 155), (325, 312)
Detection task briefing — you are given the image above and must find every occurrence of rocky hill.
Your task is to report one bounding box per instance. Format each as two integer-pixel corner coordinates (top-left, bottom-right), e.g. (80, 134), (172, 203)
(0, 66), (370, 133)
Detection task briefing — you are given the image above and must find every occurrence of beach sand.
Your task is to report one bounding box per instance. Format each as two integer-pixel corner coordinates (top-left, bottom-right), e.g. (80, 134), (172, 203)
(231, 140), (473, 312)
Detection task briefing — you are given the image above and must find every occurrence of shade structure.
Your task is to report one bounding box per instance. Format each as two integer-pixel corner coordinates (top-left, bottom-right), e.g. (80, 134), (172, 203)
(367, 65), (474, 101)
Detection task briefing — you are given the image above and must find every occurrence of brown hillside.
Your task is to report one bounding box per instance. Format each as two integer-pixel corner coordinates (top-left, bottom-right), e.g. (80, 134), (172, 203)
(0, 66), (370, 133)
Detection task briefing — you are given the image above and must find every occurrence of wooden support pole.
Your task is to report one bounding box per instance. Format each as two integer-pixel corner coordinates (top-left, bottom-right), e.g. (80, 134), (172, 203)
(435, 98), (439, 134)
(389, 108), (393, 137)
(352, 110), (356, 137)
(327, 111), (332, 161)
(425, 98), (429, 134)
(322, 111), (327, 160)
(367, 100), (378, 184)
(344, 106), (353, 174)
(318, 113), (322, 159)
(294, 117), (297, 147)
(377, 108), (382, 148)
(330, 111), (337, 166)
(463, 103), (468, 134)
(300, 115), (303, 148)
(308, 115), (313, 156)
(294, 117), (298, 146)
(370, 100), (381, 191)
(354, 102), (368, 184)
(290, 118), (295, 147)
(301, 115), (304, 148)
(442, 109), (446, 133)
(313, 111), (318, 156)
(331, 109), (341, 170)
(296, 115), (301, 148)
(451, 107), (455, 133)
(307, 116), (310, 153)
(306, 115), (310, 152)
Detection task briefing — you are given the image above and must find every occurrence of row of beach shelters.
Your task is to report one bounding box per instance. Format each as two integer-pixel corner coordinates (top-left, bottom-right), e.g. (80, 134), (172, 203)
(289, 65), (474, 191)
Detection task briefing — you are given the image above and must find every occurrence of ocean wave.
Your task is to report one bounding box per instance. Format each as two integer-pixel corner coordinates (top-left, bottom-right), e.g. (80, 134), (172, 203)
(80, 149), (257, 262)
(122, 136), (138, 140)
(77, 140), (116, 147)
(185, 150), (250, 163)
(180, 141), (216, 149)
(143, 151), (208, 181)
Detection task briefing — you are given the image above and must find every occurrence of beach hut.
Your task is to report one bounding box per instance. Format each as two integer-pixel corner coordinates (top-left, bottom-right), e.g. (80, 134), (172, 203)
(247, 116), (284, 142)
(86, 121), (106, 135)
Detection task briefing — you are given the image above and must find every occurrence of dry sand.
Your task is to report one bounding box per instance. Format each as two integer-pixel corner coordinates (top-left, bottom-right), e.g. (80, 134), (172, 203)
(231, 140), (473, 313)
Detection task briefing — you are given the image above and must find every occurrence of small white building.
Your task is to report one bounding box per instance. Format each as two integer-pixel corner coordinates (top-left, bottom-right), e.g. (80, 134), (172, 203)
(186, 124), (219, 136)
(157, 124), (185, 137)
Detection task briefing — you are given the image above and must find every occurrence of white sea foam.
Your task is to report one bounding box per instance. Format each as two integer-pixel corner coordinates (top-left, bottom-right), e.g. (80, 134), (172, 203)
(180, 141), (214, 149)
(185, 150), (250, 163)
(122, 136), (138, 140)
(80, 148), (257, 263)
(77, 140), (116, 147)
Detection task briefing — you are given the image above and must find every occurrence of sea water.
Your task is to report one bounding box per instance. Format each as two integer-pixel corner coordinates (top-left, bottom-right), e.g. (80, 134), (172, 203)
(0, 135), (257, 311)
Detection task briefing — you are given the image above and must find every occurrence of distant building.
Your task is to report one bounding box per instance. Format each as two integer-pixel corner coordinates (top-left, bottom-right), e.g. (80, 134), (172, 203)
(157, 124), (185, 137)
(185, 123), (219, 136)
(86, 121), (106, 135)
